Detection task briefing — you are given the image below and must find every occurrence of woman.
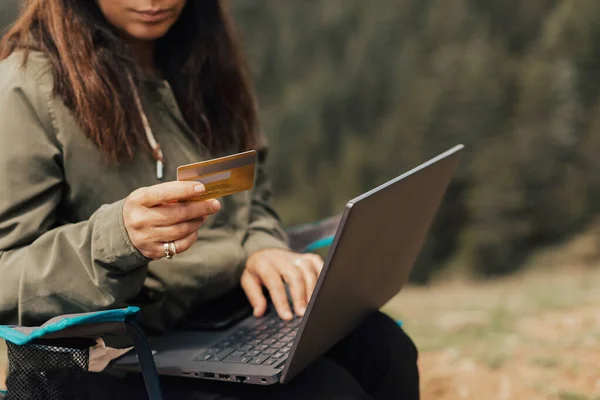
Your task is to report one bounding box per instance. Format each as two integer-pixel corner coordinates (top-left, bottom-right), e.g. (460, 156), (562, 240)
(0, 1), (419, 399)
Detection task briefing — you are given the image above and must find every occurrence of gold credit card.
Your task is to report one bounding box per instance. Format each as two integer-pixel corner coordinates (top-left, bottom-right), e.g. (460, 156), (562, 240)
(177, 150), (257, 201)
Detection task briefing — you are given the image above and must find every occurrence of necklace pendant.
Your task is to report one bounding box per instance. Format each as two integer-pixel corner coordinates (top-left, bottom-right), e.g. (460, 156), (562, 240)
(156, 160), (164, 180)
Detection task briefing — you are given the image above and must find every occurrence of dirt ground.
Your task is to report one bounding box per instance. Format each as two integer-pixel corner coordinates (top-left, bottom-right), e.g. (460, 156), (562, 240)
(2, 235), (600, 398)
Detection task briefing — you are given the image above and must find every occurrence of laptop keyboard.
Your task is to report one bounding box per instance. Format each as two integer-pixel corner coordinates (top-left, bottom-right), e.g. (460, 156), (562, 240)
(194, 313), (301, 367)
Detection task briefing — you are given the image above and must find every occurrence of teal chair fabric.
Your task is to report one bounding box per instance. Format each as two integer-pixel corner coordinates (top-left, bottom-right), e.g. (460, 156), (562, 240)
(287, 215), (341, 253)
(0, 308), (139, 346)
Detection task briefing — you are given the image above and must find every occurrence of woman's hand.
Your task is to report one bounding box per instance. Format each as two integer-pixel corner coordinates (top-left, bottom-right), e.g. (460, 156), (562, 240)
(241, 248), (324, 321)
(123, 181), (221, 259)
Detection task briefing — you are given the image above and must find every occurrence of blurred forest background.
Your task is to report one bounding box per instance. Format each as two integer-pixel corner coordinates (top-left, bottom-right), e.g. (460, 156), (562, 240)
(232, 0), (600, 283)
(2, 0), (600, 284)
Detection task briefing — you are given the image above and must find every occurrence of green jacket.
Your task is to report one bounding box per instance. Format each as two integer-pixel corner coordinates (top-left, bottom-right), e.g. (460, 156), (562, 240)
(0, 51), (289, 333)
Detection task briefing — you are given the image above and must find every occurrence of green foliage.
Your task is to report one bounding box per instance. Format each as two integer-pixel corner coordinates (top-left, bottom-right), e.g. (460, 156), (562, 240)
(0, 2), (18, 32)
(233, 0), (600, 282)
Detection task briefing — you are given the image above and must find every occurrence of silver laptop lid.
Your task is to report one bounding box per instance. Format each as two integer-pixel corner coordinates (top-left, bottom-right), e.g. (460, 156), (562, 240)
(280, 145), (464, 383)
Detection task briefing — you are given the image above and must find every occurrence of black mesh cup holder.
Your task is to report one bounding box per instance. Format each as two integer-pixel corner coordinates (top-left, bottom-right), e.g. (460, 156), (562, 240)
(5, 337), (95, 400)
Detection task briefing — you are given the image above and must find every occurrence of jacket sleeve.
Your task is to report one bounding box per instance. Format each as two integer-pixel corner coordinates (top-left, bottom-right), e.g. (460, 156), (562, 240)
(0, 69), (149, 327)
(242, 145), (290, 256)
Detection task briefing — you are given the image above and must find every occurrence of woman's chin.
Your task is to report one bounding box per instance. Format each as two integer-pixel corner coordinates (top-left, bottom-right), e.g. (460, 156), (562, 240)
(127, 24), (174, 41)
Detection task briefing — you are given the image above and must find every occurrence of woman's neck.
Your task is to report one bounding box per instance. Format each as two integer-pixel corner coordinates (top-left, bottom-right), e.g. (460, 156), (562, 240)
(130, 40), (160, 79)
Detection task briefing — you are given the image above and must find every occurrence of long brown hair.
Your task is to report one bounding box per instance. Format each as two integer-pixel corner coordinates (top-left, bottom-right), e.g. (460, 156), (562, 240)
(0, 0), (260, 162)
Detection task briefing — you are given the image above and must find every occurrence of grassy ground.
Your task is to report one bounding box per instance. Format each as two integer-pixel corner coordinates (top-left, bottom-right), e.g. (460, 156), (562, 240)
(382, 265), (600, 400)
(2, 237), (600, 398)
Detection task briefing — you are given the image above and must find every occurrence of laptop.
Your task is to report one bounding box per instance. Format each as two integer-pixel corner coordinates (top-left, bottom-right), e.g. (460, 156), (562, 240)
(113, 144), (464, 385)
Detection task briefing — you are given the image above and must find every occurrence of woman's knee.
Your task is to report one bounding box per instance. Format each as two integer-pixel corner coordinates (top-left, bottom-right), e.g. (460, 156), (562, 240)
(359, 311), (419, 362)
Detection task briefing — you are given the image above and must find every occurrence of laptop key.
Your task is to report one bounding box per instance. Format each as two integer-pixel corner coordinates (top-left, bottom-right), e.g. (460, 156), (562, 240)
(223, 355), (253, 364)
(207, 347), (223, 354)
(248, 350), (262, 357)
(232, 350), (246, 357)
(255, 344), (268, 351)
(272, 352), (286, 359)
(262, 357), (277, 366)
(261, 348), (276, 355)
(271, 342), (285, 349)
(229, 331), (248, 341)
(274, 355), (289, 368)
(249, 354), (271, 365)
(213, 348), (236, 361)
(194, 353), (213, 362)
(239, 344), (254, 352)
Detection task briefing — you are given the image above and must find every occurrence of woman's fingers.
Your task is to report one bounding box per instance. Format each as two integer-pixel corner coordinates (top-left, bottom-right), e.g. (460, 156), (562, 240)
(302, 253), (324, 275)
(258, 264), (293, 321)
(131, 182), (203, 207)
(170, 230), (199, 255)
(242, 250), (326, 321)
(281, 263), (308, 317)
(135, 229), (199, 260)
(123, 180), (222, 259)
(296, 258), (319, 307)
(132, 181), (205, 207)
(241, 270), (268, 317)
(151, 218), (205, 242)
(150, 199), (220, 226)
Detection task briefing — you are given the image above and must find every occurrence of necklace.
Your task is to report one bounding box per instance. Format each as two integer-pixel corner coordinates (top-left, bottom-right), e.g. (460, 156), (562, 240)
(129, 75), (164, 180)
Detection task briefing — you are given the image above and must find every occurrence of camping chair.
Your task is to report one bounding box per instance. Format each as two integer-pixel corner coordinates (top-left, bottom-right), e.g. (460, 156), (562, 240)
(0, 308), (160, 400)
(0, 216), (342, 400)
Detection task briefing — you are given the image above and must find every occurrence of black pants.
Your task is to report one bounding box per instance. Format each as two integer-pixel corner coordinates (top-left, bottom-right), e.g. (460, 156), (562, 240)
(88, 312), (419, 400)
